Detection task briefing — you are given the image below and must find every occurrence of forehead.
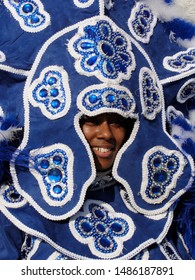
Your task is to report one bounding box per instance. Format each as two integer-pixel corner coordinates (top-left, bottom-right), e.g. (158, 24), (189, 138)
(82, 113), (126, 122)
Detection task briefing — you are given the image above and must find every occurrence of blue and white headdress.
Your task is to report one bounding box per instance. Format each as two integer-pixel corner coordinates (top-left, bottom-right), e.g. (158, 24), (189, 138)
(0, 0), (194, 259)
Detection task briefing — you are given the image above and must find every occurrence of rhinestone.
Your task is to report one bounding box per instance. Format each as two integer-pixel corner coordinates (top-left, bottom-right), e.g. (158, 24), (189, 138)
(153, 170), (167, 183)
(22, 4), (33, 13)
(48, 168), (62, 183)
(53, 185), (63, 194)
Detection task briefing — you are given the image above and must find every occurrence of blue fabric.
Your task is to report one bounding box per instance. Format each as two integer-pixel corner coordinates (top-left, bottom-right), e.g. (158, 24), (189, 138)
(0, 0), (194, 260)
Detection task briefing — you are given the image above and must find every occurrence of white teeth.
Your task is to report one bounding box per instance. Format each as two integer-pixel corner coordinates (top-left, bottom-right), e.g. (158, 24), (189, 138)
(94, 147), (111, 153)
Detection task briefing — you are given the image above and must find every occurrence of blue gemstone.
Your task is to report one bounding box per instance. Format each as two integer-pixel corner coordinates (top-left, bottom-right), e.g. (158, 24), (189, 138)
(153, 170), (168, 183)
(167, 160), (175, 170)
(81, 42), (94, 49)
(96, 223), (106, 233)
(111, 222), (123, 233)
(101, 25), (110, 37)
(87, 55), (98, 66)
(106, 94), (115, 103)
(22, 4), (33, 13)
(101, 43), (114, 57)
(122, 98), (128, 108)
(99, 237), (111, 248)
(183, 55), (193, 61)
(151, 185), (162, 196)
(94, 209), (105, 219)
(39, 88), (48, 98)
(48, 77), (57, 85)
(40, 159), (49, 169)
(51, 99), (60, 108)
(106, 61), (115, 73)
(141, 17), (147, 27)
(53, 185), (62, 194)
(50, 88), (59, 97)
(53, 155), (62, 165)
(143, 9), (150, 18)
(115, 37), (124, 46)
(81, 221), (93, 233)
(153, 157), (161, 167)
(145, 78), (151, 87)
(48, 168), (62, 183)
(31, 15), (40, 24)
(89, 94), (98, 104)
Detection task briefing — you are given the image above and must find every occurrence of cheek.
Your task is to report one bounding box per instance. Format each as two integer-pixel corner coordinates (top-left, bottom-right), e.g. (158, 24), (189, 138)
(115, 128), (126, 149)
(81, 125), (94, 143)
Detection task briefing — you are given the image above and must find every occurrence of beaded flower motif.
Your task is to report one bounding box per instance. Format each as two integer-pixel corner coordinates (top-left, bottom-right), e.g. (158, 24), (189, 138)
(68, 18), (136, 83)
(70, 200), (135, 259)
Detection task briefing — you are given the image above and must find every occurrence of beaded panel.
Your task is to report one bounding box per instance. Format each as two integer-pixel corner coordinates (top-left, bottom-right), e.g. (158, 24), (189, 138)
(163, 48), (195, 73)
(139, 67), (162, 120)
(128, 2), (157, 44)
(4, 0), (50, 33)
(29, 66), (71, 120)
(29, 144), (74, 207)
(68, 17), (136, 83)
(77, 84), (136, 118)
(141, 146), (185, 204)
(177, 78), (195, 103)
(69, 200), (135, 259)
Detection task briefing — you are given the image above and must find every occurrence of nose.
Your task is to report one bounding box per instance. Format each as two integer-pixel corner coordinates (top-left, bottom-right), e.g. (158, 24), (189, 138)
(97, 121), (113, 140)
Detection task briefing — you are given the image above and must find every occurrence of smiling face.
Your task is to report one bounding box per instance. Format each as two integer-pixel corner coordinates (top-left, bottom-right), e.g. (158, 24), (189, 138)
(80, 113), (128, 171)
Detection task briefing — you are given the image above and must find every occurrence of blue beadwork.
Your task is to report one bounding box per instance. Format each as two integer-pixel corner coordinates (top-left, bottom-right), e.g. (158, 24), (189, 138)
(33, 149), (69, 201)
(3, 184), (24, 204)
(80, 85), (135, 115)
(70, 19), (135, 81)
(140, 68), (161, 120)
(32, 69), (69, 118)
(164, 48), (195, 72)
(177, 79), (195, 103)
(129, 3), (156, 43)
(7, 0), (49, 31)
(73, 203), (130, 255)
(145, 151), (180, 199)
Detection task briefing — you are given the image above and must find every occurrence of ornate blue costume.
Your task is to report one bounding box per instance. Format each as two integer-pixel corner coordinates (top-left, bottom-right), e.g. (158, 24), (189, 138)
(0, 0), (194, 260)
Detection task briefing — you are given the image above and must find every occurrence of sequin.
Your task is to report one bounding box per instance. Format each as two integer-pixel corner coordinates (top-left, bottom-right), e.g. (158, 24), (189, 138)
(70, 200), (135, 258)
(69, 19), (135, 82)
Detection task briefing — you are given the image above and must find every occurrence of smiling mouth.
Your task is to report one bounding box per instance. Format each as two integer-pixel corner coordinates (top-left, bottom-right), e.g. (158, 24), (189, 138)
(92, 147), (114, 159)
(93, 147), (113, 153)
